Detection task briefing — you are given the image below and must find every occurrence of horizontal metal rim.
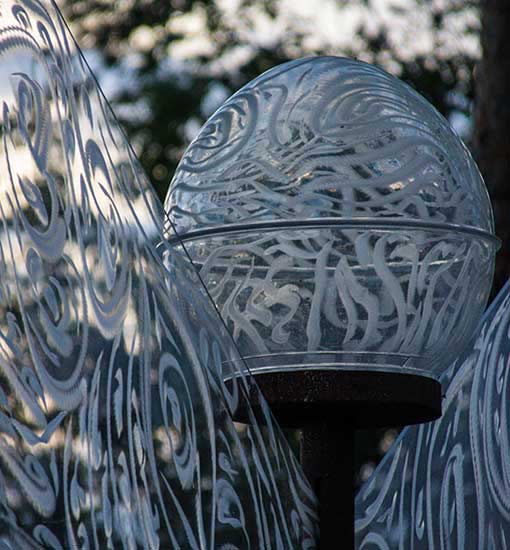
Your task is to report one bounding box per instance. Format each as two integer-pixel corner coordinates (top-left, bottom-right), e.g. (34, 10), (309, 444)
(227, 369), (443, 428)
(165, 217), (501, 248)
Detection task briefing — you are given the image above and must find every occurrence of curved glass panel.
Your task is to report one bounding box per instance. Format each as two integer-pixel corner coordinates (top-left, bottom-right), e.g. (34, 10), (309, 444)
(165, 56), (497, 379)
(173, 226), (493, 378)
(0, 2), (317, 547)
(355, 281), (510, 548)
(166, 57), (494, 234)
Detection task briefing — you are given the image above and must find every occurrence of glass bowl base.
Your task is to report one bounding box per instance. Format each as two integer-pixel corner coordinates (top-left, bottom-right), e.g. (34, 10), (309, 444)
(223, 350), (435, 380)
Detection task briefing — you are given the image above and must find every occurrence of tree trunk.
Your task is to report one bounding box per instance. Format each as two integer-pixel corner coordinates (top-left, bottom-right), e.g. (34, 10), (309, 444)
(474, 0), (510, 295)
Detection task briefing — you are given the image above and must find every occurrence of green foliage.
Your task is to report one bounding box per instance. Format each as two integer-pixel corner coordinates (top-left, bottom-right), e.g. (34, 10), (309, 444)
(59, 0), (481, 482)
(61, 0), (480, 201)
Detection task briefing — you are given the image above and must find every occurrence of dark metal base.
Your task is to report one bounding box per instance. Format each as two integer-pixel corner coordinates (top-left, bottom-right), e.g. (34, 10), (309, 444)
(226, 369), (442, 549)
(241, 369), (442, 429)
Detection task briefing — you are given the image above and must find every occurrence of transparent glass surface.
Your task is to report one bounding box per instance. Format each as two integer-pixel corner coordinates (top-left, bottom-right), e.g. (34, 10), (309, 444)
(165, 56), (498, 379)
(0, 2), (317, 548)
(176, 227), (493, 377)
(355, 281), (510, 548)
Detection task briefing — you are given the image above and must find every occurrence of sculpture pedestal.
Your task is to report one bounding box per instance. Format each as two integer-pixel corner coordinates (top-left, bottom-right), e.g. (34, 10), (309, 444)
(238, 370), (442, 549)
(251, 369), (442, 429)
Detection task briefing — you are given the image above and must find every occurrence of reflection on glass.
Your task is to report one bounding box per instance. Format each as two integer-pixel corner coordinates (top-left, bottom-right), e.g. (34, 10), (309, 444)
(0, 2), (317, 547)
(165, 57), (498, 380)
(355, 280), (510, 549)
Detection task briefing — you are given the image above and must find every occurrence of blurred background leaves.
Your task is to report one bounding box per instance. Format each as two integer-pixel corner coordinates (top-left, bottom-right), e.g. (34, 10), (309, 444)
(58, 0), (510, 487)
(60, 0), (480, 194)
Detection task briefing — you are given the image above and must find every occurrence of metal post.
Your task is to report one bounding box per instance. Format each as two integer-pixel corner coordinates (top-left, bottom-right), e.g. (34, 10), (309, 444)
(301, 421), (354, 549)
(233, 370), (441, 548)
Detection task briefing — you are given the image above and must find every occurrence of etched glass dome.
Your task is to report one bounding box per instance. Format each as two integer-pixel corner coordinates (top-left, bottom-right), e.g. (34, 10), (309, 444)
(164, 56), (499, 380)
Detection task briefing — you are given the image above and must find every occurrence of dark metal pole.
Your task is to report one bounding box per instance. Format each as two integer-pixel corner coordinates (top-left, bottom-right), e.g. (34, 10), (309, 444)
(234, 370), (441, 548)
(301, 421), (354, 550)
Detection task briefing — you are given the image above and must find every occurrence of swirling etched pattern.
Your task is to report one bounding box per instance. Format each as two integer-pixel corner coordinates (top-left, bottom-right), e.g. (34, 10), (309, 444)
(179, 227), (493, 376)
(165, 57), (493, 234)
(164, 56), (496, 378)
(355, 282), (510, 549)
(0, 2), (317, 548)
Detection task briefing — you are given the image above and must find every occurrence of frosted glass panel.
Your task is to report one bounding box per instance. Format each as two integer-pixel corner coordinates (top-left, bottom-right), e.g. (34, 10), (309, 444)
(0, 2), (317, 547)
(355, 282), (510, 548)
(164, 56), (497, 380)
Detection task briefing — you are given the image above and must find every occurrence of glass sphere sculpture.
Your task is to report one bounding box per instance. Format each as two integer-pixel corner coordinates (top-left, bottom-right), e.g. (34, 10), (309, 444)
(165, 56), (499, 380)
